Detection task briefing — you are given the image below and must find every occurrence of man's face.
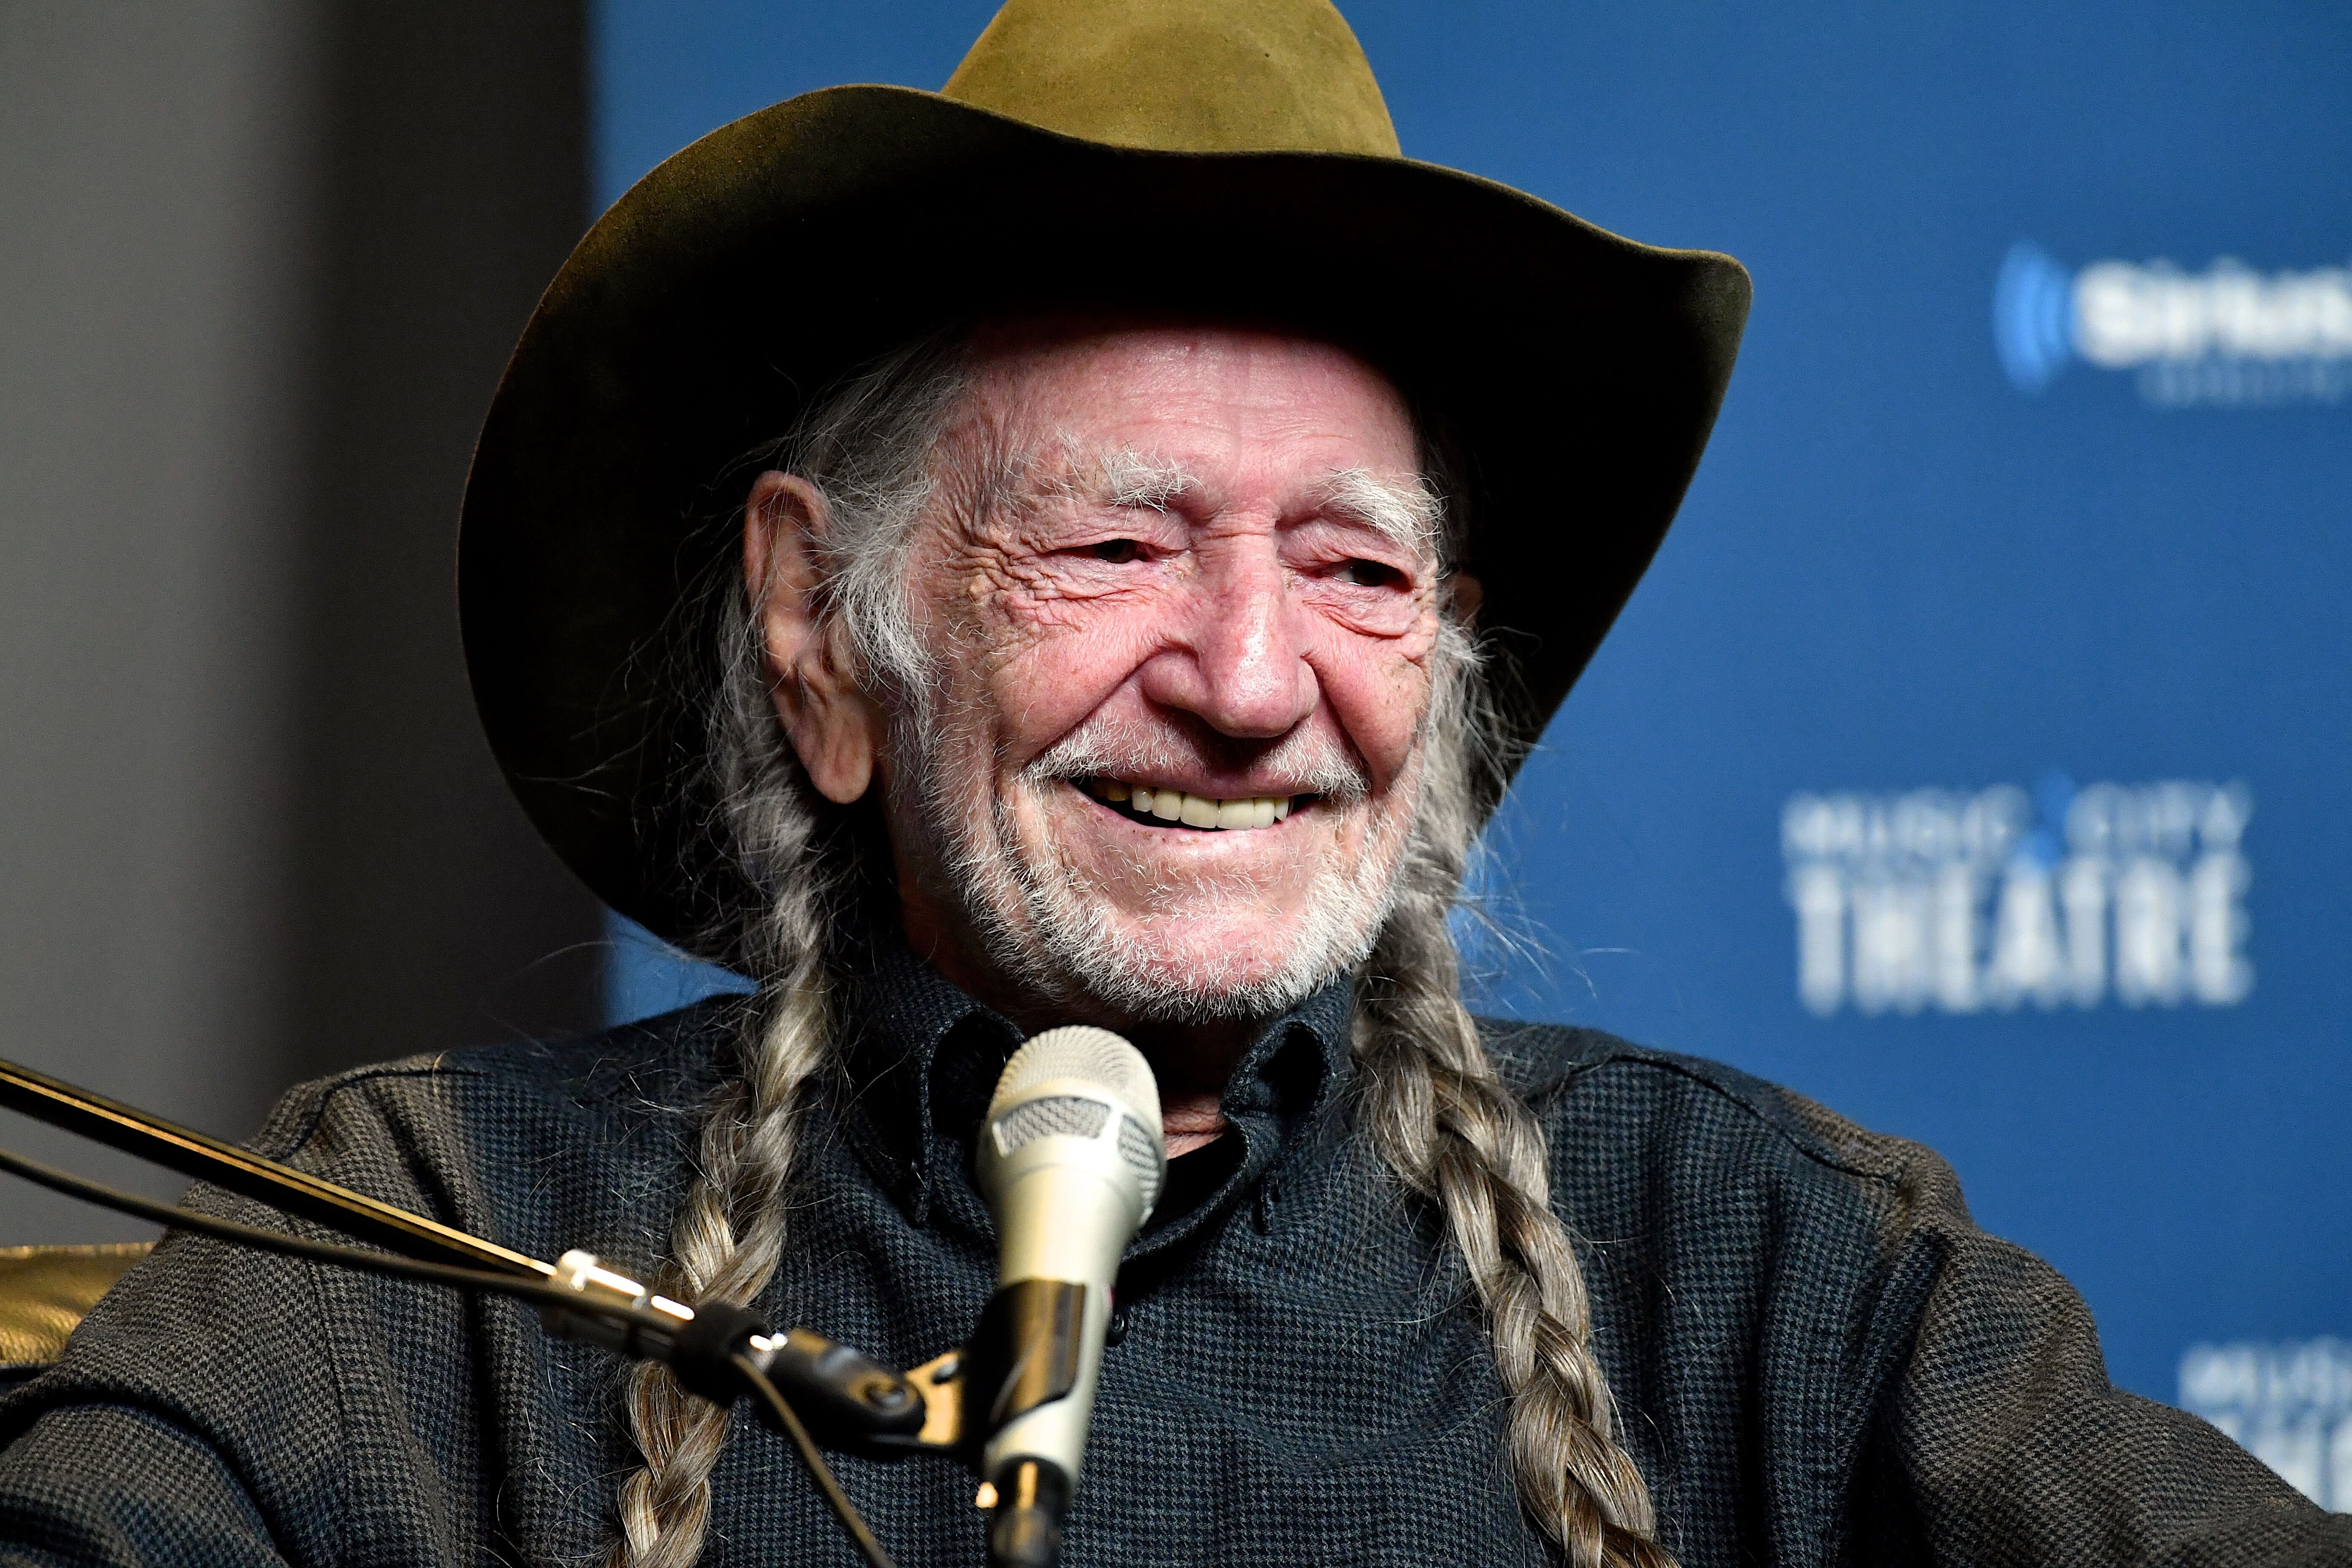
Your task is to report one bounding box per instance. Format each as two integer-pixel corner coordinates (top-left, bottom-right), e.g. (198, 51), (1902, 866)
(880, 322), (1445, 1024)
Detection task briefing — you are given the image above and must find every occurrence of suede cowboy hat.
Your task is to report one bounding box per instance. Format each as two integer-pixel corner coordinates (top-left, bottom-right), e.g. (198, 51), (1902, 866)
(459, 0), (1751, 960)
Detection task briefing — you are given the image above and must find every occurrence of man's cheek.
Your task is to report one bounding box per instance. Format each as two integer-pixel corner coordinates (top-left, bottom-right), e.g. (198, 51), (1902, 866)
(1319, 655), (1431, 782)
(982, 652), (1108, 758)
(996, 612), (1157, 703)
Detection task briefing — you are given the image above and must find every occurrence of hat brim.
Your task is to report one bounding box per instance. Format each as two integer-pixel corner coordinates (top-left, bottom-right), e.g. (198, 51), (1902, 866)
(459, 84), (1750, 960)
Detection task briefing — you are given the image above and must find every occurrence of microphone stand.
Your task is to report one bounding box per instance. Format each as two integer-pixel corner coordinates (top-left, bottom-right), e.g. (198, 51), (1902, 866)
(0, 1054), (995, 1566)
(0, 1056), (546, 1277)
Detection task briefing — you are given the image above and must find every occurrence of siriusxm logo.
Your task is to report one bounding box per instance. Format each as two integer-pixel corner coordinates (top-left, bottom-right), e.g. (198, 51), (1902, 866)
(1782, 778), (2252, 1018)
(1995, 241), (2352, 406)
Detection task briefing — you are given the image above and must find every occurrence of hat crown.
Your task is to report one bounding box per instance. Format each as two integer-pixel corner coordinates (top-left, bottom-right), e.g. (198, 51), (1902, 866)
(942, 0), (1401, 158)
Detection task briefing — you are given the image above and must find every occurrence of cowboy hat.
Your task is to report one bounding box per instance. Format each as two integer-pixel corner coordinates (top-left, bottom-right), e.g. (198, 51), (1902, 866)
(459, 0), (1751, 956)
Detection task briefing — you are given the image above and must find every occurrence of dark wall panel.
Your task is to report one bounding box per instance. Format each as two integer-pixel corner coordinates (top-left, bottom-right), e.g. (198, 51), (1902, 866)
(279, 2), (602, 1082)
(2, 2), (599, 1245)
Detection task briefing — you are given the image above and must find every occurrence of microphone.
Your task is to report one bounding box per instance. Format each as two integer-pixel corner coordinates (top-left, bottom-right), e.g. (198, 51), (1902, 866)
(969, 1026), (1166, 1568)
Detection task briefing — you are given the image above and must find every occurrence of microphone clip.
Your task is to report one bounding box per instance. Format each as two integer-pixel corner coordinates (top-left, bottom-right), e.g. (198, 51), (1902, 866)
(960, 1279), (1087, 1444)
(540, 1249), (966, 1459)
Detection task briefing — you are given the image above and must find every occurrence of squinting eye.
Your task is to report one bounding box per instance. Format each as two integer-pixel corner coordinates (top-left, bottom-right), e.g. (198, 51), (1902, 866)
(1342, 559), (1405, 589)
(1091, 539), (1144, 564)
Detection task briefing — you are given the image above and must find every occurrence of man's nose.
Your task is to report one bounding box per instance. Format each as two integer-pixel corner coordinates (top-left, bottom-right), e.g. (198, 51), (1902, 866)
(1139, 552), (1317, 738)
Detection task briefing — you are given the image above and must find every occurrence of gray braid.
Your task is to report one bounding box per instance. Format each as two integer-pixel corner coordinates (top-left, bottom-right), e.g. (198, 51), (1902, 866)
(606, 338), (971, 1568)
(1352, 613), (1673, 1568)
(606, 869), (832, 1567)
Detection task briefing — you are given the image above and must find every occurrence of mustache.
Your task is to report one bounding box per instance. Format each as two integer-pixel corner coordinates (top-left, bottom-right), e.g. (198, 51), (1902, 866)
(1020, 720), (1371, 804)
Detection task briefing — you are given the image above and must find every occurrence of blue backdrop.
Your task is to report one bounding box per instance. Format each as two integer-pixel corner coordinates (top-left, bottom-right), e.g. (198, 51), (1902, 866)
(593, 0), (2352, 1498)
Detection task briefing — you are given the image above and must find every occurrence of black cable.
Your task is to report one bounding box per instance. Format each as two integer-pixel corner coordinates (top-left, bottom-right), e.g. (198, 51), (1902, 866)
(0, 1143), (683, 1341)
(732, 1351), (901, 1568)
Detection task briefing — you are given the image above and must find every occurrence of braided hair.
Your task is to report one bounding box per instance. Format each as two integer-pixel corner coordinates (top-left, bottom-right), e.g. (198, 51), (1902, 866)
(1352, 613), (1670, 1567)
(605, 339), (965, 1568)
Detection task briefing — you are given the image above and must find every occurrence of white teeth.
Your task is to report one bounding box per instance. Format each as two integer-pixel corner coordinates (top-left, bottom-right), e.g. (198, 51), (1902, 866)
(1088, 778), (1300, 832)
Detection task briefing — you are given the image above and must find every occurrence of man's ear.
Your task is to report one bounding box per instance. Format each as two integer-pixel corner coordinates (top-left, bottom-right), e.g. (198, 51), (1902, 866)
(743, 470), (885, 803)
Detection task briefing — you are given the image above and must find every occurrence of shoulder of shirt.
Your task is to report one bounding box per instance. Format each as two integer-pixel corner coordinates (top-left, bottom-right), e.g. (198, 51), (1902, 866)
(245, 995), (751, 1163)
(1473, 1014), (1926, 1189)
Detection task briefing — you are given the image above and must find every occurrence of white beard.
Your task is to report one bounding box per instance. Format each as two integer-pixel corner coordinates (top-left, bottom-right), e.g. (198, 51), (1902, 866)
(898, 711), (1421, 1023)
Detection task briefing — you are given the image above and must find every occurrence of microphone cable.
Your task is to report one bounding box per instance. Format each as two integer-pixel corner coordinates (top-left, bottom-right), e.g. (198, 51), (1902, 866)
(731, 1350), (898, 1568)
(0, 1142), (898, 1568)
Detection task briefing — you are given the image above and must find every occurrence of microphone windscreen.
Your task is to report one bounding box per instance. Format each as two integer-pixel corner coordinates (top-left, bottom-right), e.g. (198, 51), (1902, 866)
(985, 1026), (1164, 1216)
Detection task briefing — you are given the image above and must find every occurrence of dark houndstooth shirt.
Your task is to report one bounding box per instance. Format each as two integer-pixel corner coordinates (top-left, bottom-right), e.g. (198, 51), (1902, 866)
(1, 941), (2342, 1566)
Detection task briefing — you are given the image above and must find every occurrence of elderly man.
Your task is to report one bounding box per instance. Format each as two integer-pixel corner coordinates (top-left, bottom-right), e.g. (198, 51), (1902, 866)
(2, 3), (2342, 1567)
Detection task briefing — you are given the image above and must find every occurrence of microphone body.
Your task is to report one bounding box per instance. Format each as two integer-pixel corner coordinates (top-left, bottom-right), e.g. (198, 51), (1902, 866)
(971, 1026), (1165, 1567)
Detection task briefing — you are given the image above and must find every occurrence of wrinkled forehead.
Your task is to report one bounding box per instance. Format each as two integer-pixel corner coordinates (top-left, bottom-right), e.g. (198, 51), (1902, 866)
(943, 313), (1426, 517)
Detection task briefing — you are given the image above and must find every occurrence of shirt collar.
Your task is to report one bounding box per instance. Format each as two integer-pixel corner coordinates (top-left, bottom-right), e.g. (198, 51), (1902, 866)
(831, 929), (1356, 1255)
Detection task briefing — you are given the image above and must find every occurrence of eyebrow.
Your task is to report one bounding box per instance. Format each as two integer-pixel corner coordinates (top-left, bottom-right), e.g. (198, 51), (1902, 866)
(1093, 447), (1196, 510)
(1317, 466), (1441, 557)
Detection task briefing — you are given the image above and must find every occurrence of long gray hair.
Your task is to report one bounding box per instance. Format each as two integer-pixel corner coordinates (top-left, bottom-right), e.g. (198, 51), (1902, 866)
(606, 332), (1673, 1568)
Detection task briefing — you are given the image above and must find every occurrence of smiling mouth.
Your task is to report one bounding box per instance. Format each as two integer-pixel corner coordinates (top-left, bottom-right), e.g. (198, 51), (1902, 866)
(1074, 776), (1299, 832)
